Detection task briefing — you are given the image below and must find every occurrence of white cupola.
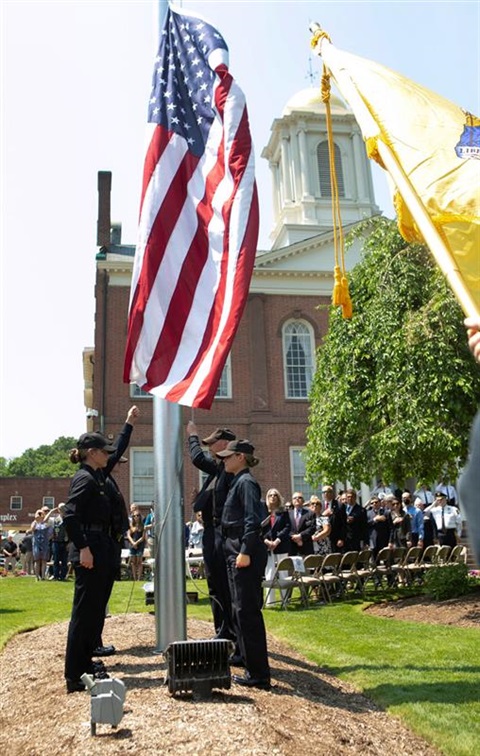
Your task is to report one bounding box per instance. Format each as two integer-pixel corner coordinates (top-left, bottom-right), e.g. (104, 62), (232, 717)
(261, 87), (379, 250)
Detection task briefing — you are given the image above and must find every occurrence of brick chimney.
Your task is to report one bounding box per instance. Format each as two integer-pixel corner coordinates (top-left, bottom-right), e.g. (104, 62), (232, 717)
(97, 171), (112, 248)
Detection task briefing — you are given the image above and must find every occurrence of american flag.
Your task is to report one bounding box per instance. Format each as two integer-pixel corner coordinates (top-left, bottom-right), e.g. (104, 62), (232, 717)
(124, 6), (259, 408)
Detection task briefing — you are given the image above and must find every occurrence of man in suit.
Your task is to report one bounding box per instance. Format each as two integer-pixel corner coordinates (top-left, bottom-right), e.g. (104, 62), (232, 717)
(321, 485), (335, 512)
(366, 496), (392, 557)
(288, 492), (315, 556)
(344, 489), (366, 552)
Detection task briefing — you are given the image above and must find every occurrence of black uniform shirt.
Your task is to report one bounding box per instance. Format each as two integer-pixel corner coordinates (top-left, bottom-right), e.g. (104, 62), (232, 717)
(221, 468), (263, 555)
(188, 434), (233, 521)
(64, 465), (112, 550)
(105, 422), (133, 538)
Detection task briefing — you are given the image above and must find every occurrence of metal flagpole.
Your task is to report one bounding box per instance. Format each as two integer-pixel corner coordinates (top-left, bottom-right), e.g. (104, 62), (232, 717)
(153, 397), (186, 651)
(152, 0), (187, 652)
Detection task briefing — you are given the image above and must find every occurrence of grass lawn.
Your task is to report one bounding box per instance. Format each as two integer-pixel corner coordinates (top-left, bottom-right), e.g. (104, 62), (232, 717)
(1, 576), (478, 756)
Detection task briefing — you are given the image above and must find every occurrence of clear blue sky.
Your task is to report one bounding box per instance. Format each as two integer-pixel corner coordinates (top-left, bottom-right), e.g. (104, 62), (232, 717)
(1, 0), (479, 459)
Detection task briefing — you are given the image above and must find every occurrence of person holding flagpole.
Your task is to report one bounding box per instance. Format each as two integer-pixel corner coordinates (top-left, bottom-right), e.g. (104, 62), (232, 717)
(187, 421), (237, 645)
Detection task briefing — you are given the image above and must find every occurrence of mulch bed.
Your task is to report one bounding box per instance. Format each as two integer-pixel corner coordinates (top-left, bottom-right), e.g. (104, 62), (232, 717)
(0, 613), (441, 755)
(365, 592), (480, 628)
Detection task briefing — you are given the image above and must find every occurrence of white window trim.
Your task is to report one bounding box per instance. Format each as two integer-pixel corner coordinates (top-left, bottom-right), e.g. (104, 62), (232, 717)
(289, 447), (322, 501)
(10, 495), (23, 511)
(130, 447), (155, 506)
(215, 353), (233, 399)
(282, 319), (315, 400)
(130, 384), (152, 399)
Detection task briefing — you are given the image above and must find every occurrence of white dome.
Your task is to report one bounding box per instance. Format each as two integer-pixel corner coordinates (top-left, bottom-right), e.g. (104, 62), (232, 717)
(282, 87), (350, 116)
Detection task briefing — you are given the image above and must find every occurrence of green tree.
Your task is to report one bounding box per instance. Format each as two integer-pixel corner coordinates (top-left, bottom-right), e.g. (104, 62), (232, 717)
(306, 217), (480, 487)
(1, 436), (76, 478)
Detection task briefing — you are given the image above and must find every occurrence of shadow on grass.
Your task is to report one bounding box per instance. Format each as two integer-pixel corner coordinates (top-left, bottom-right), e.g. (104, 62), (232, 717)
(365, 680), (480, 706)
(327, 661), (480, 676)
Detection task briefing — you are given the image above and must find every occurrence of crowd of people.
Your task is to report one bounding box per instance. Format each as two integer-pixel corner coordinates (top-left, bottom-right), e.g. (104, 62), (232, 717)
(261, 484), (464, 561)
(185, 413), (474, 694)
(1, 502), (70, 580)
(185, 423), (470, 691)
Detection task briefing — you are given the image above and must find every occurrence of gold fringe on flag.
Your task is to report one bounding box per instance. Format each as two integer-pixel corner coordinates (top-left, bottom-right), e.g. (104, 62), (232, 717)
(312, 29), (352, 319)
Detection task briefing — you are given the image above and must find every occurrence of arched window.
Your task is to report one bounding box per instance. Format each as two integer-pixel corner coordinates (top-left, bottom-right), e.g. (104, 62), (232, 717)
(317, 141), (345, 197)
(282, 320), (315, 399)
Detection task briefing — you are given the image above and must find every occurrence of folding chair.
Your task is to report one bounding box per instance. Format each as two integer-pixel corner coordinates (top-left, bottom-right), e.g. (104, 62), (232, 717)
(422, 544), (440, 569)
(119, 549), (132, 581)
(317, 552), (343, 602)
(262, 556), (307, 609)
(355, 549), (375, 593)
(408, 545), (438, 584)
(447, 544), (468, 565)
(436, 545), (452, 565)
(402, 546), (423, 585)
(302, 554), (325, 602)
(373, 547), (394, 590)
(390, 546), (407, 586)
(338, 551), (362, 595)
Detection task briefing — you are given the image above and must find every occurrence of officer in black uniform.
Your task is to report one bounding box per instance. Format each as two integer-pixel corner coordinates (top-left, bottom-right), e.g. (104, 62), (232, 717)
(187, 423), (237, 642)
(93, 405), (140, 657)
(63, 432), (117, 693)
(217, 439), (270, 690)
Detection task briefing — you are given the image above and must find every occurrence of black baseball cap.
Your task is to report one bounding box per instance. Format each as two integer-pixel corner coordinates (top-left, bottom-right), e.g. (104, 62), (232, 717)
(202, 428), (236, 445)
(77, 432), (116, 453)
(216, 439), (255, 458)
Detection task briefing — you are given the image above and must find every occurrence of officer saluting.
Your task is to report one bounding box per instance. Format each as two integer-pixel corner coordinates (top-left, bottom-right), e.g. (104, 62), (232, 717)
(217, 440), (271, 690)
(63, 432), (117, 693)
(187, 423), (237, 643)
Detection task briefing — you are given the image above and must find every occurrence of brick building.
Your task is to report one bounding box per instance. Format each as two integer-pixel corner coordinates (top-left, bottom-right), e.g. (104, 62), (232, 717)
(0, 478), (71, 533)
(84, 87), (379, 511)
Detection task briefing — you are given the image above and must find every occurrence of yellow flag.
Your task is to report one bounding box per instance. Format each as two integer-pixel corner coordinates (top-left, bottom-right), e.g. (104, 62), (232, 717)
(313, 35), (480, 314)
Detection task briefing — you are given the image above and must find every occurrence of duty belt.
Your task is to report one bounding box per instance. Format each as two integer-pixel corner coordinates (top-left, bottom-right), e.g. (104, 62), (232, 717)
(82, 524), (109, 533)
(222, 525), (244, 538)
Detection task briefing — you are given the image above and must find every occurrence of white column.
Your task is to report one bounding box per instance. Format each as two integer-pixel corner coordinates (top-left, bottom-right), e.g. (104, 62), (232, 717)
(297, 128), (310, 198)
(280, 136), (292, 203)
(352, 130), (367, 201)
(269, 160), (280, 220)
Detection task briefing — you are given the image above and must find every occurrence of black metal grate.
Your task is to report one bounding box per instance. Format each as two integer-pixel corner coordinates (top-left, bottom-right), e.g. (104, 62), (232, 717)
(164, 639), (233, 697)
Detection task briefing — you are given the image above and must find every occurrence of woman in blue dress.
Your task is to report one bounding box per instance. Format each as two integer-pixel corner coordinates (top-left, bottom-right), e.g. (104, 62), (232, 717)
(30, 509), (52, 580)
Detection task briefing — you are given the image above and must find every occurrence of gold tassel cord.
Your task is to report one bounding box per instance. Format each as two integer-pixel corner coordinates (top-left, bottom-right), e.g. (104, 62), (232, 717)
(314, 46), (352, 319)
(321, 65), (352, 319)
